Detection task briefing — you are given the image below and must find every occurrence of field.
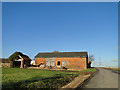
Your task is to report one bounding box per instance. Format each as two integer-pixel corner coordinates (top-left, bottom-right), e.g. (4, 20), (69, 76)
(102, 67), (120, 72)
(2, 67), (96, 89)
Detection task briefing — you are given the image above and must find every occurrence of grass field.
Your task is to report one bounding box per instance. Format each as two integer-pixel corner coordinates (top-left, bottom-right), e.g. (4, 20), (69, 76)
(102, 67), (120, 72)
(2, 67), (96, 89)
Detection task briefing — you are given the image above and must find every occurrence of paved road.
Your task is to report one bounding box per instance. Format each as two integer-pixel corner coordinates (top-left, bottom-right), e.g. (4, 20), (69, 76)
(82, 68), (119, 88)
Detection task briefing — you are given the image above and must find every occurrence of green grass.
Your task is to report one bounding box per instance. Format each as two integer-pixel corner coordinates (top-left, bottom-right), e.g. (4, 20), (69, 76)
(2, 67), (96, 89)
(82, 68), (96, 72)
(2, 67), (79, 88)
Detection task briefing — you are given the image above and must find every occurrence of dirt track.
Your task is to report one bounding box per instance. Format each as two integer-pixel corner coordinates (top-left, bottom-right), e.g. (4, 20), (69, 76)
(82, 68), (119, 88)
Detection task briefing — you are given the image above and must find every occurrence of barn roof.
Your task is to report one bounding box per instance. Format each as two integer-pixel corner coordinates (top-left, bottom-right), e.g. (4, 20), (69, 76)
(9, 52), (31, 61)
(35, 51), (88, 58)
(21, 55), (31, 61)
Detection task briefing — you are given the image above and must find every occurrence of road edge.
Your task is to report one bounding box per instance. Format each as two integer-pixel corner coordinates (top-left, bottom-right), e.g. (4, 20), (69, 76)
(77, 68), (99, 88)
(60, 68), (98, 89)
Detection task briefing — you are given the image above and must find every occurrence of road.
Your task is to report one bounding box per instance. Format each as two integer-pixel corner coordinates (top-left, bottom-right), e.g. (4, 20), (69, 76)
(82, 68), (119, 88)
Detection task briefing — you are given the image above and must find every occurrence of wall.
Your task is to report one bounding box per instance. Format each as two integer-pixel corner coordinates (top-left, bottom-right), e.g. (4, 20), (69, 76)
(2, 63), (10, 67)
(55, 57), (87, 69)
(35, 57), (87, 69)
(35, 58), (46, 66)
(0, 59), (10, 67)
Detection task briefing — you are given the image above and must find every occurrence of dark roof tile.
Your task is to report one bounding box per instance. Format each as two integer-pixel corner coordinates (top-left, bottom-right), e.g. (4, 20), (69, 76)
(35, 52), (88, 58)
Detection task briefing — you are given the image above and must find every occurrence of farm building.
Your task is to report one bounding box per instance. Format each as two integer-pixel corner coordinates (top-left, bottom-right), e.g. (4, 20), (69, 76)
(35, 51), (90, 69)
(9, 52), (31, 68)
(0, 58), (10, 67)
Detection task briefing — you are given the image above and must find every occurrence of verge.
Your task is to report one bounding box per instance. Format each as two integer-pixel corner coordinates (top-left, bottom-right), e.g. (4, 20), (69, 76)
(60, 68), (98, 89)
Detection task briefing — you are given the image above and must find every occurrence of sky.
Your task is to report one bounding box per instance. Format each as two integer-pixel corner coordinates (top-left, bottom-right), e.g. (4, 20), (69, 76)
(2, 2), (118, 67)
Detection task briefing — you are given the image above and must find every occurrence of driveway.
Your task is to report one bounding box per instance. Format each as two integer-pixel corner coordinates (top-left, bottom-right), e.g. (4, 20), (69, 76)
(81, 68), (119, 88)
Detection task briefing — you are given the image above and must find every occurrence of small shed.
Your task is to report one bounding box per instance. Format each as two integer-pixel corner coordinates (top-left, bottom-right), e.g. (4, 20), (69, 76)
(9, 52), (31, 68)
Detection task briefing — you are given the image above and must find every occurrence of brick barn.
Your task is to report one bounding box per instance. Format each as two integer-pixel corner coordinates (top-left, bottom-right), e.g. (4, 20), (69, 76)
(35, 51), (89, 69)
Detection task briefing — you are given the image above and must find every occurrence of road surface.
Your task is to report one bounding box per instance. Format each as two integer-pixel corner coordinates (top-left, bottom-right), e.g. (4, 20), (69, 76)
(82, 68), (119, 88)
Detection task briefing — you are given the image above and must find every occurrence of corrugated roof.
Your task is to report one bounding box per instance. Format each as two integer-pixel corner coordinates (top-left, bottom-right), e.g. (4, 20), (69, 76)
(35, 52), (88, 58)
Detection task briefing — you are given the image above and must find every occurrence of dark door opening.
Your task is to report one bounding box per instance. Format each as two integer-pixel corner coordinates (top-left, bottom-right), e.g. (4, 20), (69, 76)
(57, 61), (60, 66)
(14, 61), (21, 68)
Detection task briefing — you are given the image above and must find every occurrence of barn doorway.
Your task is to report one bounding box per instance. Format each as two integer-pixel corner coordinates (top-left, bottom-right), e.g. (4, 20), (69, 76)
(14, 61), (21, 68)
(57, 61), (60, 66)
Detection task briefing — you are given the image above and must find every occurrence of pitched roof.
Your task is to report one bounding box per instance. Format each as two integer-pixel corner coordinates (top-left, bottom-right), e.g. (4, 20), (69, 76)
(21, 55), (31, 61)
(9, 52), (31, 61)
(35, 51), (88, 58)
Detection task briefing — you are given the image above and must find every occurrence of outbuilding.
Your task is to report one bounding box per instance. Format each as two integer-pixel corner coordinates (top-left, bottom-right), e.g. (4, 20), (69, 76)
(0, 58), (10, 67)
(9, 52), (31, 68)
(35, 51), (90, 69)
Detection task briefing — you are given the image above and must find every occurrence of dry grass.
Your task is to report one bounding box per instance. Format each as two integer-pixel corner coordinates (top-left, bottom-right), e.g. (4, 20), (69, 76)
(102, 67), (120, 72)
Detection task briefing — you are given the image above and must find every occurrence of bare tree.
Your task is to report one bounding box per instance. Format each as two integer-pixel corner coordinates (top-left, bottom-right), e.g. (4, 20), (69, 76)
(88, 54), (95, 62)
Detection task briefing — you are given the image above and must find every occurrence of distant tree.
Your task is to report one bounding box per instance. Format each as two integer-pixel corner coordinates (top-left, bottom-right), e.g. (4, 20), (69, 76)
(88, 54), (95, 62)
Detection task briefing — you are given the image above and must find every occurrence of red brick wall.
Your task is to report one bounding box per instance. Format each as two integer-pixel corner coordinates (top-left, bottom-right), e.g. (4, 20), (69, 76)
(35, 57), (87, 69)
(35, 58), (46, 66)
(55, 57), (87, 69)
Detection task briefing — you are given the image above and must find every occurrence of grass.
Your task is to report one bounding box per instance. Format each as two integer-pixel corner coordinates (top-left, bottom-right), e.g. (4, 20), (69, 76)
(2, 67), (96, 89)
(82, 68), (97, 72)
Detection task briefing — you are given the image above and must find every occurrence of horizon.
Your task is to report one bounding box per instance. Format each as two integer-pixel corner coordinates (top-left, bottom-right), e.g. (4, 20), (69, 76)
(2, 2), (118, 67)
